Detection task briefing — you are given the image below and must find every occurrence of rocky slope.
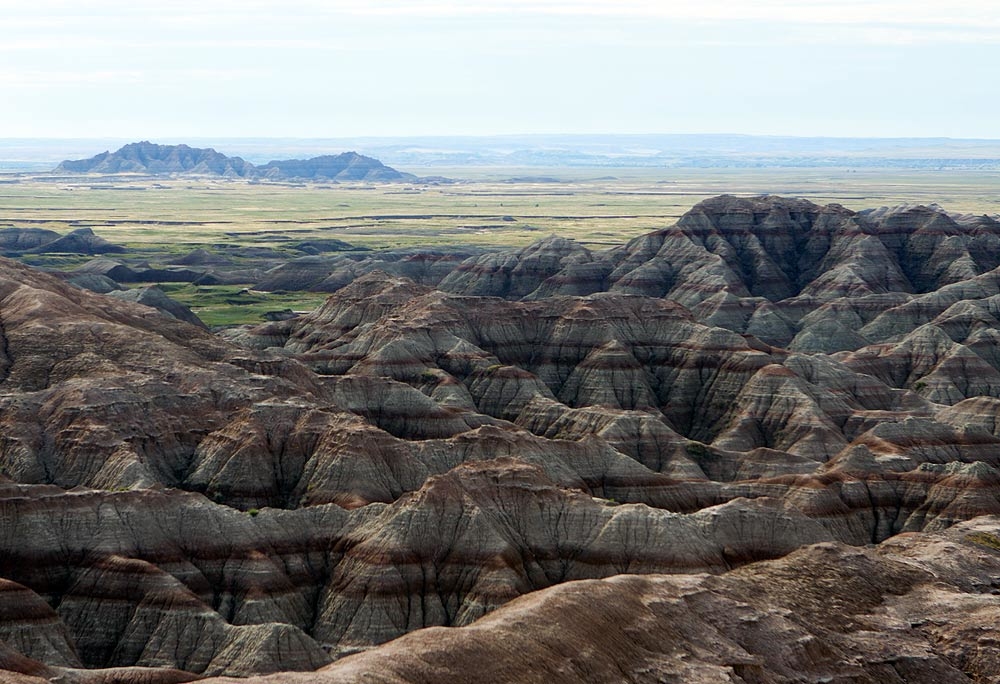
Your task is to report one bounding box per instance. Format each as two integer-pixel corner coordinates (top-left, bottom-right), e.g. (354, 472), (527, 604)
(200, 517), (1000, 684)
(436, 196), (1000, 349)
(4, 195), (1000, 681)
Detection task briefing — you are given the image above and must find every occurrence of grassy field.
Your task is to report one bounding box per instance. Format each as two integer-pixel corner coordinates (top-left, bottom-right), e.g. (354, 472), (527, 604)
(2, 167), (998, 326)
(155, 284), (331, 327)
(2, 168), (998, 253)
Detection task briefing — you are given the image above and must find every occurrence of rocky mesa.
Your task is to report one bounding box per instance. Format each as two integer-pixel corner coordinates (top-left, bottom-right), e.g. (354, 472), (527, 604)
(53, 142), (412, 181)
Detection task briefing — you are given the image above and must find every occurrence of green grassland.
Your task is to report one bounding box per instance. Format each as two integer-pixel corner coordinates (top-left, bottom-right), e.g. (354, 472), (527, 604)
(3, 168), (999, 252)
(155, 284), (331, 327)
(1, 167), (998, 326)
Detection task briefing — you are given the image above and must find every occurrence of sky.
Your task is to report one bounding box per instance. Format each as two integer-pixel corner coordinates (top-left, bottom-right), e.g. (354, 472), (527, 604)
(2, 0), (998, 139)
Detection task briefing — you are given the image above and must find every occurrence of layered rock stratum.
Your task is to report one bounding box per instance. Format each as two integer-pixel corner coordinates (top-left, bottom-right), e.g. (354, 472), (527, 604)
(5, 195), (1000, 682)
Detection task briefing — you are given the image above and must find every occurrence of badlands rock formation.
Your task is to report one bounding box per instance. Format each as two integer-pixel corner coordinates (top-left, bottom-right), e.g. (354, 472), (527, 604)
(54, 142), (412, 181)
(255, 152), (414, 182)
(201, 518), (1000, 684)
(55, 142), (257, 178)
(4, 195), (1000, 682)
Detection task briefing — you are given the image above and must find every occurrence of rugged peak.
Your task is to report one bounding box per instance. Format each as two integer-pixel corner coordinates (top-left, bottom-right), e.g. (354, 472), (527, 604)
(307, 271), (429, 318)
(860, 202), (949, 221)
(410, 458), (563, 504)
(438, 234), (595, 299)
(55, 141), (255, 177)
(682, 194), (855, 224)
(676, 194), (855, 239)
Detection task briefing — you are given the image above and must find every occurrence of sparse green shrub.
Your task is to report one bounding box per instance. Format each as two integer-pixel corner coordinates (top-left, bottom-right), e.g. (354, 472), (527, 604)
(686, 441), (710, 458)
(966, 531), (1000, 551)
(247, 508), (260, 517)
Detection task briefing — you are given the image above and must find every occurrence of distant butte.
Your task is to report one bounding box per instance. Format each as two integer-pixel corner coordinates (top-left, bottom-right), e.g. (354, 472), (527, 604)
(53, 141), (413, 181)
(257, 152), (415, 181)
(54, 141), (257, 177)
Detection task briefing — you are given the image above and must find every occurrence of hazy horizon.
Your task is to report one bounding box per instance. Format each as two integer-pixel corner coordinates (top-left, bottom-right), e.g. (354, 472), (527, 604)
(5, 133), (1000, 174)
(2, 1), (998, 140)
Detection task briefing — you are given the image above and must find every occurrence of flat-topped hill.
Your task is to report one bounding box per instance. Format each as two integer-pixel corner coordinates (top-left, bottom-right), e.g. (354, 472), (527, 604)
(54, 141), (256, 177)
(54, 142), (411, 181)
(257, 151), (414, 181)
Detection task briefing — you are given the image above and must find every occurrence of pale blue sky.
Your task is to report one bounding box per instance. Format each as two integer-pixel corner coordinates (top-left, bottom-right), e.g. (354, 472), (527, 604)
(2, 0), (998, 138)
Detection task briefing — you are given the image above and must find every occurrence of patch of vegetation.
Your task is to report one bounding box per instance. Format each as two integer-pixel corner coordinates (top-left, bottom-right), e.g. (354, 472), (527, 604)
(965, 531), (1000, 551)
(18, 254), (94, 269)
(247, 508), (260, 517)
(686, 441), (712, 458)
(9, 170), (998, 256)
(156, 283), (328, 327)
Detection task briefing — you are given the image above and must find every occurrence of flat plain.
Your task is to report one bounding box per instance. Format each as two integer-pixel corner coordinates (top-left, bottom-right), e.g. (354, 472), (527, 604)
(2, 167), (998, 252)
(2, 166), (998, 324)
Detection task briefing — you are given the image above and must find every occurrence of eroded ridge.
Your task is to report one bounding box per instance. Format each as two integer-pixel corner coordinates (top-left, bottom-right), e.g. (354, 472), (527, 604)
(3, 195), (1000, 682)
